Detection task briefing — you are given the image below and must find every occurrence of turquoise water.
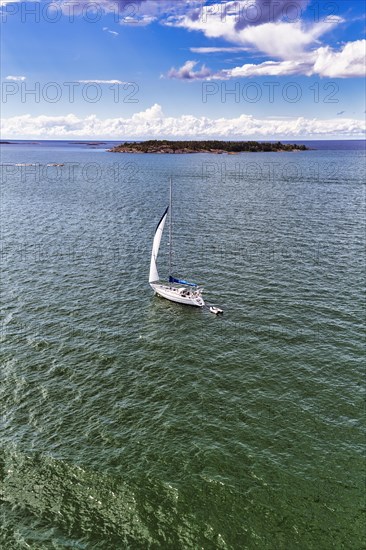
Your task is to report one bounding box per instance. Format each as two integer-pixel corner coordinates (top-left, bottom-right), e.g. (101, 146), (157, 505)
(1, 142), (365, 548)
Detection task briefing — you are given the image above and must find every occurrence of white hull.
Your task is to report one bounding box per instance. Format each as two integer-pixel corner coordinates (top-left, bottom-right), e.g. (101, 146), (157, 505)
(150, 283), (205, 307)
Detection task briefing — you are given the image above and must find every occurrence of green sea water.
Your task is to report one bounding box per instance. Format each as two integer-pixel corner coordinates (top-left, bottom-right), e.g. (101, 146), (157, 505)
(1, 142), (365, 549)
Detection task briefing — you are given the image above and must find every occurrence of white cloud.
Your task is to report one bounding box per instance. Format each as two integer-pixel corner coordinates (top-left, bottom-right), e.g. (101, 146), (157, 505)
(2, 1), (362, 82)
(236, 19), (341, 58)
(0, 0), (22, 5)
(1, 104), (364, 139)
(190, 47), (251, 53)
(173, 11), (342, 58)
(77, 79), (129, 85)
(223, 59), (312, 77)
(102, 26), (119, 36)
(119, 14), (157, 26)
(169, 39), (366, 79)
(166, 60), (213, 80)
(131, 103), (164, 121)
(166, 1), (363, 80)
(313, 39), (366, 77)
(5, 75), (26, 81)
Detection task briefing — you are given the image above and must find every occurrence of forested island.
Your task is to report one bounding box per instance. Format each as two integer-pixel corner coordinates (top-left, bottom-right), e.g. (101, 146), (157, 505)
(108, 140), (308, 154)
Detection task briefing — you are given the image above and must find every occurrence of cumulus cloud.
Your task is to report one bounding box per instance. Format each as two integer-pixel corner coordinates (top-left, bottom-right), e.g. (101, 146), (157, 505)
(222, 59), (312, 77)
(168, 39), (366, 79)
(130, 103), (164, 121)
(173, 10), (341, 58)
(1, 104), (364, 139)
(229, 39), (366, 77)
(312, 39), (366, 77)
(166, 60), (213, 80)
(118, 13), (158, 26)
(165, 1), (361, 80)
(237, 19), (341, 58)
(2, 1), (362, 81)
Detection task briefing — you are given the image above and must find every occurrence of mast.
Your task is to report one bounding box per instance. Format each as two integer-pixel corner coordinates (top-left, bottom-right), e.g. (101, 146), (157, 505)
(169, 176), (173, 277)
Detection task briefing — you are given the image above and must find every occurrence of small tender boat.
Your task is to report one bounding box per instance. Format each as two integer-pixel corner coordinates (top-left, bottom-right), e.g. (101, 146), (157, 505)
(210, 306), (223, 315)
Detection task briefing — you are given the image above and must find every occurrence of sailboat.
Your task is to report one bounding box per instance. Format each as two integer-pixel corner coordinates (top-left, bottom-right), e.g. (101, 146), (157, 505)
(149, 178), (205, 307)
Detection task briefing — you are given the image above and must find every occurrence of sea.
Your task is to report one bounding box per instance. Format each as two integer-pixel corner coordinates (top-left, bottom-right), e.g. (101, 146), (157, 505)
(0, 140), (365, 549)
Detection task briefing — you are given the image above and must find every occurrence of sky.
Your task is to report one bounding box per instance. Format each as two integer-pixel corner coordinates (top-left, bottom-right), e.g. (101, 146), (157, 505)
(1, 0), (365, 139)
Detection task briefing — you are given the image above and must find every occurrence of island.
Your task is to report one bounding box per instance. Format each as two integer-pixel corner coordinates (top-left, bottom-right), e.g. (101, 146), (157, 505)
(69, 142), (108, 146)
(108, 140), (308, 154)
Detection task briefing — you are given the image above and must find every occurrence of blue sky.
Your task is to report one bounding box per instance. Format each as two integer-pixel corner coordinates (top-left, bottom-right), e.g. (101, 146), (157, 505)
(1, 0), (365, 139)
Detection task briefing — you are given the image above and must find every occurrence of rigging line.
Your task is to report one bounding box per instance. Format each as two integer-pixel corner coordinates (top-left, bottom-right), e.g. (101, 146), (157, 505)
(169, 176), (173, 276)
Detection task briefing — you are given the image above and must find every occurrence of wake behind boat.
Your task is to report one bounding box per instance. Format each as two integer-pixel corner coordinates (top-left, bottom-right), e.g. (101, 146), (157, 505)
(149, 179), (205, 307)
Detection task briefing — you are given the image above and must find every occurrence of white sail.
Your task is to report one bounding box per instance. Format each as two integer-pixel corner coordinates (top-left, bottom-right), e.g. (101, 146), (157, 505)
(149, 206), (169, 283)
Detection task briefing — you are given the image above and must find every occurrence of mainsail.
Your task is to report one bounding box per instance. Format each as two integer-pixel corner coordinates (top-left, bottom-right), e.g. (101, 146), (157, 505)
(149, 206), (169, 283)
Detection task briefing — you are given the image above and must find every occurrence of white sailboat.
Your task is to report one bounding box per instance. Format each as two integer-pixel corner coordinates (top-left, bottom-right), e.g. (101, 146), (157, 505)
(149, 178), (205, 307)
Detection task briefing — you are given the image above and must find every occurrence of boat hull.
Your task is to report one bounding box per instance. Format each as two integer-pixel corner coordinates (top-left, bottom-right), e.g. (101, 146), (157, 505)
(150, 283), (205, 307)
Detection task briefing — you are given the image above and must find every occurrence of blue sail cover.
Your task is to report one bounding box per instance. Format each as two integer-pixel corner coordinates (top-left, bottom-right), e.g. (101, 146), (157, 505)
(169, 276), (197, 287)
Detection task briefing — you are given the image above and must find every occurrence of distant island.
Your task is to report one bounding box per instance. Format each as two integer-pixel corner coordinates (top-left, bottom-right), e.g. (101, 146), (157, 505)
(108, 140), (309, 154)
(0, 141), (39, 145)
(71, 141), (108, 148)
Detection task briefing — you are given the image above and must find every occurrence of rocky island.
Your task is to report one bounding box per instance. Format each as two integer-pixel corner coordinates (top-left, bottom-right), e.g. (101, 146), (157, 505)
(108, 140), (308, 154)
